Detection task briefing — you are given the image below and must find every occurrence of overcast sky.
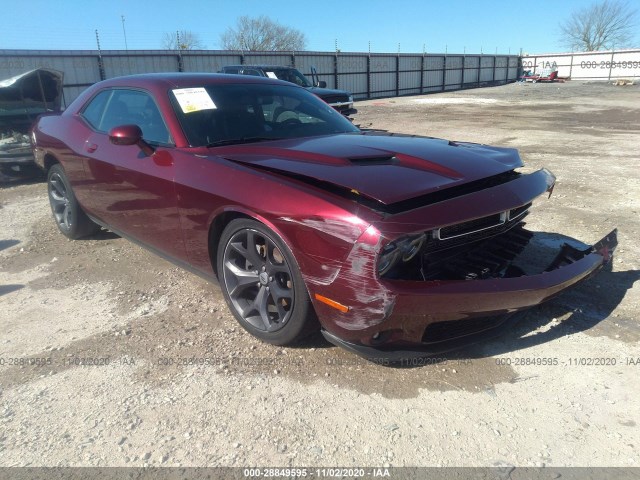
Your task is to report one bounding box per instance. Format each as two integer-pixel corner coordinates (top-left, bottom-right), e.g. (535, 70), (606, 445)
(2, 0), (638, 54)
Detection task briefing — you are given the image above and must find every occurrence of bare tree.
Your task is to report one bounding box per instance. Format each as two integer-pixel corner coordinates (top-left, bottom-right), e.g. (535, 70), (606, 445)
(162, 30), (205, 50)
(220, 15), (306, 51)
(560, 0), (637, 51)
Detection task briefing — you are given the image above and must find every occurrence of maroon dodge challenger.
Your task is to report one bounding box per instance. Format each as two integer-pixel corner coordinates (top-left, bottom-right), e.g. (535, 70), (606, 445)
(32, 73), (617, 359)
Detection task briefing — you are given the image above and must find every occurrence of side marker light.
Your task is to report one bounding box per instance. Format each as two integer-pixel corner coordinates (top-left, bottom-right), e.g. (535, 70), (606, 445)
(314, 294), (349, 313)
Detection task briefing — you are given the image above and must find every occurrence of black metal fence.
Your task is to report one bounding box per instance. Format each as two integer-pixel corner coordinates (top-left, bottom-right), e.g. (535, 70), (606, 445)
(0, 49), (520, 107)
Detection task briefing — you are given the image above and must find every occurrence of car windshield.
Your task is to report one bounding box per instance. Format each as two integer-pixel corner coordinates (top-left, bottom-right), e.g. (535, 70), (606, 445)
(171, 83), (359, 147)
(265, 69), (312, 87)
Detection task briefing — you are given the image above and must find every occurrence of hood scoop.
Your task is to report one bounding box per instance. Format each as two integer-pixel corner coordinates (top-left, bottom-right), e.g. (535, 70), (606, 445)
(347, 155), (398, 165)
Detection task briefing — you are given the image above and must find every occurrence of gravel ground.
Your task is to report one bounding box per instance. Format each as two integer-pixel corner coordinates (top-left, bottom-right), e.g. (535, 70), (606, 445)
(0, 80), (639, 469)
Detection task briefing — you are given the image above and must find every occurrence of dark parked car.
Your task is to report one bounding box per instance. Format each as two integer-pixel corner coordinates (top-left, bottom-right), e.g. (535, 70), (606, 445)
(0, 68), (63, 179)
(220, 65), (356, 116)
(32, 73), (616, 359)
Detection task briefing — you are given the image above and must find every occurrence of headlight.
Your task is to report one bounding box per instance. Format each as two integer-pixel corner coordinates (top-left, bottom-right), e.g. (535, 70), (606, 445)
(402, 234), (426, 261)
(377, 243), (401, 276)
(377, 233), (426, 276)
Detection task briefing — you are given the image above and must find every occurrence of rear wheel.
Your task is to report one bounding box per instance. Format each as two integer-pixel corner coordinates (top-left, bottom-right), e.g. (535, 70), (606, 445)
(217, 218), (317, 345)
(47, 164), (100, 239)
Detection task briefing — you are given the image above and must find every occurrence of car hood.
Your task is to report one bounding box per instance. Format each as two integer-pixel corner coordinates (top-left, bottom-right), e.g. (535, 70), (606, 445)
(218, 133), (523, 206)
(0, 68), (64, 113)
(306, 86), (351, 99)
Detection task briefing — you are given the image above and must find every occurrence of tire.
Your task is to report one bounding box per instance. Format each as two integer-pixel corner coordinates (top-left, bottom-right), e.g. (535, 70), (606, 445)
(217, 218), (318, 345)
(47, 164), (100, 239)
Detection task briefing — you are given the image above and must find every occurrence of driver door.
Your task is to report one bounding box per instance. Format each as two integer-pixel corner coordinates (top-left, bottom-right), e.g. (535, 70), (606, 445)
(79, 88), (185, 259)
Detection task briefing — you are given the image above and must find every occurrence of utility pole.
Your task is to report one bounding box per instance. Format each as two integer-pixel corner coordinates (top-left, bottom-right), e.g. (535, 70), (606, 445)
(121, 15), (128, 50)
(95, 30), (106, 80)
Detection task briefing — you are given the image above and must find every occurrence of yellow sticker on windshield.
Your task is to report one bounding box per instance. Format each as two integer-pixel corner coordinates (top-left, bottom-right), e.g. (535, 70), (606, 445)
(173, 88), (217, 113)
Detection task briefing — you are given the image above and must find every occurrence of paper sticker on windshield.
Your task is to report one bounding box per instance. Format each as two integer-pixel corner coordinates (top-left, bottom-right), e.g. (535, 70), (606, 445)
(265, 71), (278, 79)
(173, 88), (216, 113)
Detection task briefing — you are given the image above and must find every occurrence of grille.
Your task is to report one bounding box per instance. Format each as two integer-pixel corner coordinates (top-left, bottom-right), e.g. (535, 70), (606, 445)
(431, 202), (532, 250)
(379, 201), (535, 281)
(509, 203), (531, 221)
(322, 94), (349, 104)
(421, 225), (533, 280)
(438, 213), (504, 240)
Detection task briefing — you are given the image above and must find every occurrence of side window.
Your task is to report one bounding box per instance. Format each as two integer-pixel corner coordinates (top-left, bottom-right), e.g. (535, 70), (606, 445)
(99, 89), (171, 145)
(223, 67), (240, 74)
(81, 90), (112, 130)
(243, 69), (262, 76)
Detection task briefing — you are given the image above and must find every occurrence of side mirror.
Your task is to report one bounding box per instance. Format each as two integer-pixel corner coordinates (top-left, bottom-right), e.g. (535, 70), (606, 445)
(310, 65), (326, 88)
(109, 124), (154, 156)
(109, 124), (142, 146)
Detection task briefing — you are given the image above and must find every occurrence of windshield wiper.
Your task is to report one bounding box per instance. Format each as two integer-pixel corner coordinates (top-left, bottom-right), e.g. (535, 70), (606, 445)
(206, 136), (283, 147)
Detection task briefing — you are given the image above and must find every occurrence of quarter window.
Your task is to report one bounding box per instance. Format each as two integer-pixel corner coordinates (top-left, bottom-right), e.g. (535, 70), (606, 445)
(81, 90), (111, 130)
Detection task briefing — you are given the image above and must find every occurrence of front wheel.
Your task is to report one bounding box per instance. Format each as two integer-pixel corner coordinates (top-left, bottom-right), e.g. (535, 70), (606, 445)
(217, 218), (317, 345)
(47, 164), (100, 239)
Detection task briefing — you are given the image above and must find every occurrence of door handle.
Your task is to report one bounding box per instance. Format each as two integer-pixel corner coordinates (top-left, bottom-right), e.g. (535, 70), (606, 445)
(85, 143), (98, 153)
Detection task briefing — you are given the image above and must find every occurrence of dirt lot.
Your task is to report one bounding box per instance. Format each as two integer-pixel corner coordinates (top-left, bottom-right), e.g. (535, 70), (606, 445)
(1, 81), (639, 469)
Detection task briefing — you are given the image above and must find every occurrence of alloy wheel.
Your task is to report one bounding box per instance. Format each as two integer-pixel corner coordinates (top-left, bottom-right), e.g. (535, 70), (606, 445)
(222, 228), (295, 332)
(48, 171), (72, 231)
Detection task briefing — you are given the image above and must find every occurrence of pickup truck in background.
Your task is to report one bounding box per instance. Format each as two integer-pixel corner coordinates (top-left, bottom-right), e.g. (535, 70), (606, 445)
(220, 65), (356, 116)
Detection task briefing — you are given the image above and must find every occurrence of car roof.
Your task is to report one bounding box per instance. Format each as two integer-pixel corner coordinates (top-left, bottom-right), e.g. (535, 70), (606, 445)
(223, 65), (296, 70)
(99, 72), (287, 89)
(66, 72), (301, 117)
